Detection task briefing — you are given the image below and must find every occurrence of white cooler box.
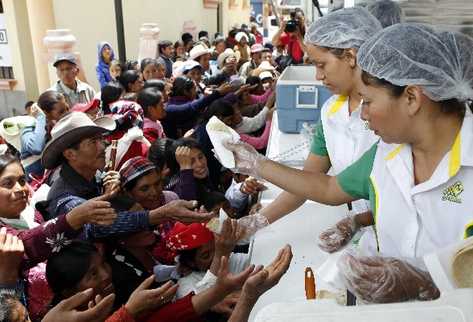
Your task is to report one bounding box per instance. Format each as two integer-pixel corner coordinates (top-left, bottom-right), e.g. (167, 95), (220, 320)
(276, 65), (332, 133)
(254, 289), (473, 322)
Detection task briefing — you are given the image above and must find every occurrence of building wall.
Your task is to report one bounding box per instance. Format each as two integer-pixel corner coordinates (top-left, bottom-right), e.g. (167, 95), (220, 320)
(122, 0), (218, 59)
(1, 0), (250, 109)
(52, 0), (118, 90)
(26, 0), (56, 93)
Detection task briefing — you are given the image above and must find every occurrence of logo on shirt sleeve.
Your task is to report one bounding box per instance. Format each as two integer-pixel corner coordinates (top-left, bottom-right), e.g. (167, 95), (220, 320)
(442, 181), (464, 204)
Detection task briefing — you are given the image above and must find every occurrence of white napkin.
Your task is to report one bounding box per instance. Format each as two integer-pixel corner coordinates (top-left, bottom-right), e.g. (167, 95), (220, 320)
(206, 116), (240, 169)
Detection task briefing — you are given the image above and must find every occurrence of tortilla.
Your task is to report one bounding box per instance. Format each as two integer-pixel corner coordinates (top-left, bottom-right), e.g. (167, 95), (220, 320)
(452, 244), (473, 288)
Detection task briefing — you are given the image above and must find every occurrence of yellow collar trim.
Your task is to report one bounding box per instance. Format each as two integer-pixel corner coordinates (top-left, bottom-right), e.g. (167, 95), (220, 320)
(326, 95), (348, 118)
(448, 131), (461, 177)
(385, 144), (405, 161)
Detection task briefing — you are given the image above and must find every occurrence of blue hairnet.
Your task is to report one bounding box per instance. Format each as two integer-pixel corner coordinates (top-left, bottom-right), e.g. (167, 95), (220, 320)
(304, 7), (382, 50)
(358, 23), (473, 102)
(366, 0), (404, 28)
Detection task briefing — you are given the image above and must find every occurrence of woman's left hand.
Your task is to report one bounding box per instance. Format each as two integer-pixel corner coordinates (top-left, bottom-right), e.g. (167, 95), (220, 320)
(338, 254), (440, 303)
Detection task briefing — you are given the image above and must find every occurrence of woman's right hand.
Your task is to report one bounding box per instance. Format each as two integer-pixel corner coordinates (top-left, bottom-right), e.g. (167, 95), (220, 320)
(175, 146), (192, 170)
(318, 216), (357, 253)
(222, 140), (267, 177)
(125, 276), (178, 318)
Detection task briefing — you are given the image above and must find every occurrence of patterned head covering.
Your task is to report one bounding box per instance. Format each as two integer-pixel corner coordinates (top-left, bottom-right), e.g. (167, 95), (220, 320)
(119, 156), (156, 186)
(165, 222), (214, 251)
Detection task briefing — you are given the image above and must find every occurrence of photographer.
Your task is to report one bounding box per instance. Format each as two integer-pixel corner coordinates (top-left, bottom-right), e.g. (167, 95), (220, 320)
(271, 9), (306, 69)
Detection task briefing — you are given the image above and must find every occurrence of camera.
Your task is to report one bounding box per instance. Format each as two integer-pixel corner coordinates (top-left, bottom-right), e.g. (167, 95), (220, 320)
(285, 19), (299, 33)
(284, 11), (299, 33)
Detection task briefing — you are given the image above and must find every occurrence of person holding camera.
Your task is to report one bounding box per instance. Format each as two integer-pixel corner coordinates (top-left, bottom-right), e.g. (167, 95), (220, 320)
(271, 10), (306, 69)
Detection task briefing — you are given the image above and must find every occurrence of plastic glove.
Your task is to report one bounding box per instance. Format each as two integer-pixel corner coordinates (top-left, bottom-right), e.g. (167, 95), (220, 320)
(221, 140), (267, 178)
(237, 213), (270, 241)
(338, 253), (440, 303)
(318, 216), (357, 253)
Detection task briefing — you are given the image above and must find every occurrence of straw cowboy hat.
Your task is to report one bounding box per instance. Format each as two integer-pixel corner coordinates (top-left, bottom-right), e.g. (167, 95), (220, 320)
(42, 112), (116, 169)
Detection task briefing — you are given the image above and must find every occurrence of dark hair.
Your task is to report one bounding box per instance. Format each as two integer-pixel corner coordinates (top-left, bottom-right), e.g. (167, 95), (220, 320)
(124, 60), (139, 71)
(171, 76), (195, 97)
(206, 73), (227, 87)
(361, 70), (467, 116)
(144, 79), (166, 92)
(148, 138), (175, 172)
(37, 90), (64, 113)
(46, 241), (98, 305)
(137, 88), (163, 117)
(118, 70), (140, 92)
(181, 33), (193, 44)
(198, 30), (209, 39)
(168, 138), (204, 174)
(213, 37), (225, 46)
(24, 101), (35, 110)
(201, 190), (227, 212)
(178, 248), (198, 269)
(0, 154), (21, 176)
(174, 40), (184, 50)
(203, 98), (235, 124)
(158, 40), (173, 55)
(140, 58), (157, 74)
(101, 81), (124, 112)
(246, 75), (261, 87)
(0, 290), (22, 322)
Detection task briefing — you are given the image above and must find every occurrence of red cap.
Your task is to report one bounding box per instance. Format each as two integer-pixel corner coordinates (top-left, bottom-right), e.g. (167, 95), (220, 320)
(72, 98), (100, 113)
(165, 222), (214, 251)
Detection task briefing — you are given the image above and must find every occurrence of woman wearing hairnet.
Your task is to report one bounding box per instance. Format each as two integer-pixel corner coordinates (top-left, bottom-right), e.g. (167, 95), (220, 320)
(227, 23), (473, 303)
(241, 7), (384, 255)
(366, 0), (404, 28)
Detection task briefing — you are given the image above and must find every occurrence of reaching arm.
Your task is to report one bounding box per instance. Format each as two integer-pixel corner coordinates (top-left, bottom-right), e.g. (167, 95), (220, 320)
(258, 158), (353, 205)
(260, 153), (331, 224)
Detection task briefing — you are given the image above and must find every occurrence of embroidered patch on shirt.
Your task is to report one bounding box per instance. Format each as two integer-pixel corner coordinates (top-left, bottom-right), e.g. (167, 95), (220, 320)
(442, 181), (464, 203)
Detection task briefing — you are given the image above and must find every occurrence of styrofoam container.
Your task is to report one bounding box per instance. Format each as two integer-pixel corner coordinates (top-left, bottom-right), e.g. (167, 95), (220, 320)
(424, 236), (473, 293)
(276, 65), (332, 133)
(254, 289), (473, 322)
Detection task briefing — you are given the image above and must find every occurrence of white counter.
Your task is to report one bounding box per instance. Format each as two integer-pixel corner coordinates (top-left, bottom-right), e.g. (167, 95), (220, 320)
(248, 112), (347, 321)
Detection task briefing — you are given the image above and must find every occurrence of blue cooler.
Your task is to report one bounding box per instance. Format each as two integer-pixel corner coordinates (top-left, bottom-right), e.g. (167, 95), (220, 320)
(276, 66), (332, 133)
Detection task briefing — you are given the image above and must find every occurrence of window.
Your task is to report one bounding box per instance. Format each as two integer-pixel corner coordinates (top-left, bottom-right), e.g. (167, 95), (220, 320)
(0, 66), (13, 79)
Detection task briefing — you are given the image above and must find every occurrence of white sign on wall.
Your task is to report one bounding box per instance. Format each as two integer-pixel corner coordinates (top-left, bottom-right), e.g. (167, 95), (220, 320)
(0, 14), (13, 67)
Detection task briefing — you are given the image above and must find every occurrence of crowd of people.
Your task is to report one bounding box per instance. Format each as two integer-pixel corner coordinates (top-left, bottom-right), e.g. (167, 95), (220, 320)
(0, 0), (473, 321)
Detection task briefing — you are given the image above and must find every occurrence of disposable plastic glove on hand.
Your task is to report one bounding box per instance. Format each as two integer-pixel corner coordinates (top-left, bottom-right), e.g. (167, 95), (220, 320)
(337, 253), (440, 303)
(221, 140), (267, 178)
(318, 216), (357, 253)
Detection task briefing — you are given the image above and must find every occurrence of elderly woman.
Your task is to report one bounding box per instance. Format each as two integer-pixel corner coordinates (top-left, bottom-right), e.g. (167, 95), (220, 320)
(226, 23), (473, 303)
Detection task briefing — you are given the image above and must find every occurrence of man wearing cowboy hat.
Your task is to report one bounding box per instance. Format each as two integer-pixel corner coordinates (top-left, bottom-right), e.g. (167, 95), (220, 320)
(42, 112), (211, 237)
(189, 44), (212, 81)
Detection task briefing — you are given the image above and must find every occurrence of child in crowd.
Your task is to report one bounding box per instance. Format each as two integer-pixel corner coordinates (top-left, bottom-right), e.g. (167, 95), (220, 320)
(141, 58), (166, 81)
(137, 87), (167, 142)
(96, 42), (115, 88)
(109, 59), (122, 81)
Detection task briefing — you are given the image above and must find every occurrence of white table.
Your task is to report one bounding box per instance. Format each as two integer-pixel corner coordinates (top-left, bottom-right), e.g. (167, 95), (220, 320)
(248, 113), (347, 321)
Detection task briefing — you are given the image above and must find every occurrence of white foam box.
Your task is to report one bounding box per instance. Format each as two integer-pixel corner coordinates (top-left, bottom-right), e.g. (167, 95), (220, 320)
(276, 65), (332, 133)
(254, 289), (473, 322)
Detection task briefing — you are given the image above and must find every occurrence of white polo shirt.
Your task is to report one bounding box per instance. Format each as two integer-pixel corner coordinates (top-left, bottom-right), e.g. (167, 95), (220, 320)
(313, 95), (379, 214)
(338, 114), (473, 259)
